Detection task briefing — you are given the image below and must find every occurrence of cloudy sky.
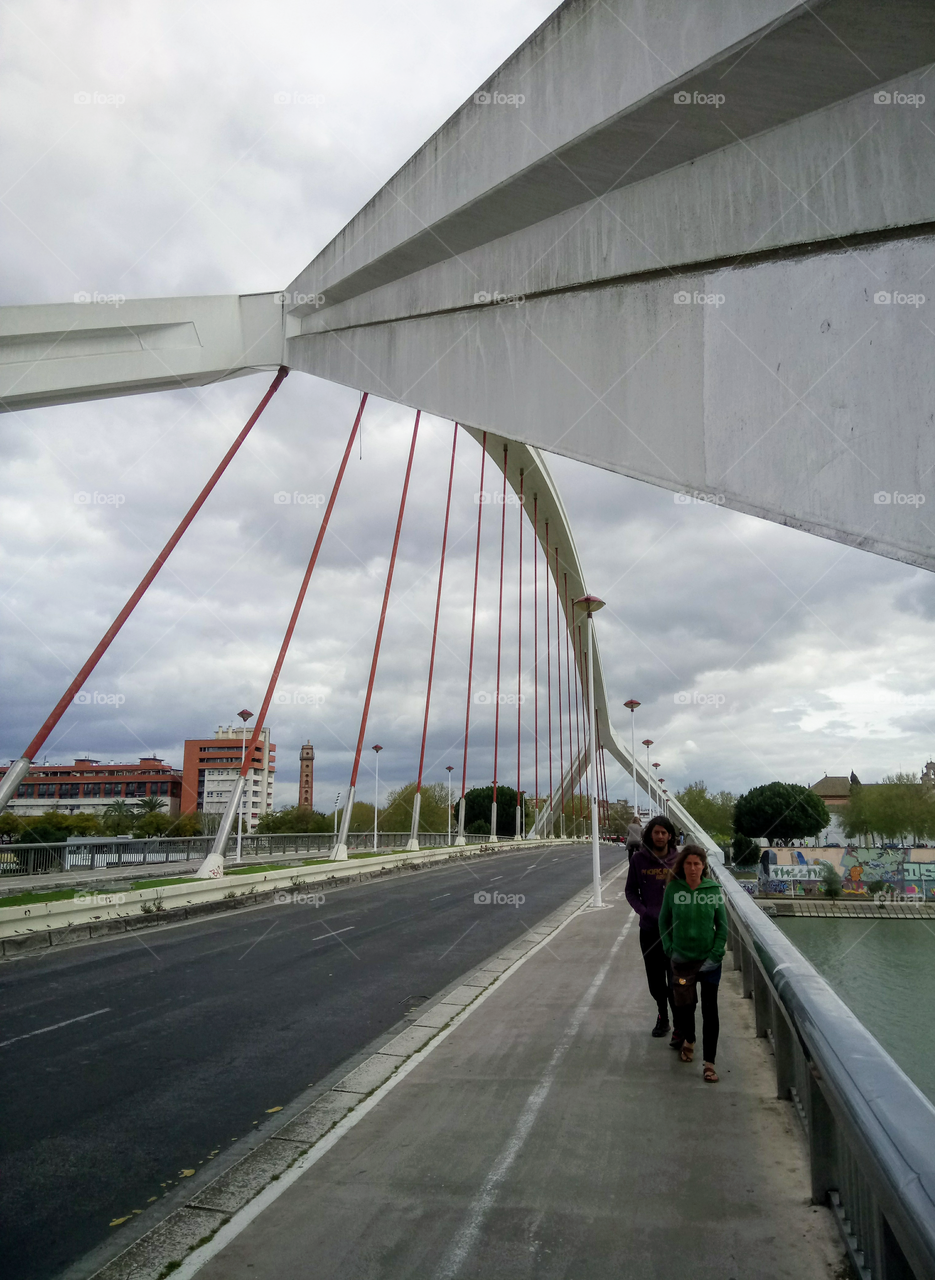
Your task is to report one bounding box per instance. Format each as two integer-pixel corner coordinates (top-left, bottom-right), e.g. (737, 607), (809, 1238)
(2, 0), (934, 817)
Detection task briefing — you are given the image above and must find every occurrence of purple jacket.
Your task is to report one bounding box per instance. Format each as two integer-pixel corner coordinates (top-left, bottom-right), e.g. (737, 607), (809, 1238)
(625, 843), (677, 928)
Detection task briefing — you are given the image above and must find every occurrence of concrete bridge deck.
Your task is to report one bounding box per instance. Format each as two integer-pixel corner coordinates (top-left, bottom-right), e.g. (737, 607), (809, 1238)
(166, 881), (845, 1280)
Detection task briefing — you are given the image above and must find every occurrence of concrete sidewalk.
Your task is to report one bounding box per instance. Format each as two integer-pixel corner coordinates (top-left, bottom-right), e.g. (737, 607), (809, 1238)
(175, 884), (846, 1280)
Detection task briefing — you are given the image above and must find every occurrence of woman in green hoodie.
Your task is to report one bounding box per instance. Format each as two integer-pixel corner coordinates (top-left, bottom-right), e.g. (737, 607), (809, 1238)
(658, 844), (728, 1083)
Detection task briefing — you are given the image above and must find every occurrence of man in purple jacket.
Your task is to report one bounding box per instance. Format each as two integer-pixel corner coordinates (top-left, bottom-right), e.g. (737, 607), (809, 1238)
(625, 814), (678, 1037)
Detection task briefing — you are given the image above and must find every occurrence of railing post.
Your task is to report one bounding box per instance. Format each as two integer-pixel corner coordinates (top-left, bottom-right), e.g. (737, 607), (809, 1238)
(806, 1066), (836, 1205)
(772, 999), (796, 1100)
(740, 934), (754, 997)
(752, 965), (769, 1037)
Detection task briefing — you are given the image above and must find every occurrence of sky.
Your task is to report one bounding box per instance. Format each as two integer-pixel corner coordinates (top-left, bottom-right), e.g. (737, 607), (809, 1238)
(2, 0), (934, 816)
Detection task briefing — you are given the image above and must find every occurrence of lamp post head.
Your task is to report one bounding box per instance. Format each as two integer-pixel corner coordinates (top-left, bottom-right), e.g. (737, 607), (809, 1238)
(237, 708), (254, 723)
(642, 738), (653, 747)
(371, 744), (383, 753)
(446, 765), (453, 773)
(573, 594), (605, 616)
(652, 762), (660, 769)
(624, 699), (640, 712)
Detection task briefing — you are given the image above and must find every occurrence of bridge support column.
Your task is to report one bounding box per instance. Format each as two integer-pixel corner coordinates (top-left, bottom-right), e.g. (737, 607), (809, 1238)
(740, 936), (755, 999)
(752, 965), (770, 1038)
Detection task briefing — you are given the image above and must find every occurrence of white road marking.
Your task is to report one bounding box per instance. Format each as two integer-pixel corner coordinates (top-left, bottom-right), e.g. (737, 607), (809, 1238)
(310, 926), (355, 942)
(488, 876), (503, 882)
(0, 1007), (111, 1049)
(430, 893), (451, 900)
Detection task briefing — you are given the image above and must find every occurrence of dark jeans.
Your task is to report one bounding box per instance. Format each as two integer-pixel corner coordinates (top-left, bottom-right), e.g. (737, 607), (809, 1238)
(672, 966), (721, 1062)
(638, 922), (673, 1019)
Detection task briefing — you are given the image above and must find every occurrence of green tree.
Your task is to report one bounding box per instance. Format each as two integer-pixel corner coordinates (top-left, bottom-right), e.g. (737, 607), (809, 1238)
(101, 800), (136, 835)
(731, 833), (760, 866)
(136, 795), (168, 814)
(841, 775), (935, 846)
(820, 862), (843, 898)
(166, 812), (202, 837)
(132, 812), (174, 838)
(461, 785), (521, 837)
(380, 782), (451, 833)
(602, 800), (635, 838)
(16, 811), (71, 843)
(734, 782), (829, 846)
(676, 781), (736, 842)
(255, 806), (332, 834)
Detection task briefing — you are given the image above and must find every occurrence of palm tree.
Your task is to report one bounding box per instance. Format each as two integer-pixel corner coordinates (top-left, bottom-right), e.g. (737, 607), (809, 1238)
(102, 800), (135, 835)
(136, 795), (167, 814)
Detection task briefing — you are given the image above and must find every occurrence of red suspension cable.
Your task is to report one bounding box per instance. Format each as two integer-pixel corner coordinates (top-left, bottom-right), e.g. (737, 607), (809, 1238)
(348, 410), (421, 791)
(554, 545), (565, 834)
(239, 391), (368, 775)
(533, 494), (539, 818)
(545, 521), (554, 832)
(562, 571), (575, 828)
(23, 366), (288, 762)
(515, 468), (523, 830)
(460, 434), (487, 807)
(415, 422), (459, 792)
(492, 445), (508, 812)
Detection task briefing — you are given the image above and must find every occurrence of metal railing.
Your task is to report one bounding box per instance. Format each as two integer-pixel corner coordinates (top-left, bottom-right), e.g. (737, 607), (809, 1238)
(717, 865), (935, 1280)
(0, 830), (488, 877)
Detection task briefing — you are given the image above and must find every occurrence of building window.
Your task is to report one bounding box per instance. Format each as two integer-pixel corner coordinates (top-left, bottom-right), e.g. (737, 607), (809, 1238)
(16, 784), (34, 798)
(60, 784), (80, 799)
(104, 783), (121, 797)
(83, 784), (101, 798)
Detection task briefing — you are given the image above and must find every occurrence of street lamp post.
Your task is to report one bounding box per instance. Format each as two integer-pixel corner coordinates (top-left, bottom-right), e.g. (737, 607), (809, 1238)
(446, 765), (454, 845)
(623, 699), (640, 824)
(574, 595), (606, 910)
(642, 739), (654, 811)
(235, 709), (253, 863)
(333, 791), (341, 838)
(372, 745), (382, 852)
(652, 763), (661, 811)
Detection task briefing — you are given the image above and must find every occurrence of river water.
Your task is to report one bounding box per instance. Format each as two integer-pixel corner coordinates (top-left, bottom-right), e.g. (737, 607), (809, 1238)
(776, 917), (935, 1107)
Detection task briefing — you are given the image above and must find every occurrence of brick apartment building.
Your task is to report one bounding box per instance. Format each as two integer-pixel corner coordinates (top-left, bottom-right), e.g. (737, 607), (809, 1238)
(181, 725), (275, 832)
(0, 757), (183, 818)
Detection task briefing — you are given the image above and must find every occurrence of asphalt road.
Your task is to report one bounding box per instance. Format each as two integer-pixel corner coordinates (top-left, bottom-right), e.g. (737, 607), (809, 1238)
(0, 842), (626, 1280)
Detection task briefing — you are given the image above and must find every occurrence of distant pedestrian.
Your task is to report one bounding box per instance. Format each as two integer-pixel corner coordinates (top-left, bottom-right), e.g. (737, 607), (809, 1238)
(625, 815), (678, 1037)
(658, 844), (728, 1083)
(625, 818), (643, 851)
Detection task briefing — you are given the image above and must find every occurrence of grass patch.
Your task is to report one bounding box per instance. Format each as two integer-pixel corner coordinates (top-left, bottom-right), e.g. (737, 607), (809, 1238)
(130, 876), (198, 890)
(0, 888), (80, 908)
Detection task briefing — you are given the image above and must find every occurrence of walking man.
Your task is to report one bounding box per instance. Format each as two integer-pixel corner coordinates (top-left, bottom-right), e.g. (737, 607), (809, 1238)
(625, 814), (679, 1036)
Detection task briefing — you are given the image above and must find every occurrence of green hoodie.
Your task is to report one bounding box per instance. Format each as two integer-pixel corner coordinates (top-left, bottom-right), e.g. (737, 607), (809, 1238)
(658, 877), (728, 964)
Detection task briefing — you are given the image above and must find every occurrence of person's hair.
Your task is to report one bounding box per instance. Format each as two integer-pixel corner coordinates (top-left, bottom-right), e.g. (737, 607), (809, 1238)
(669, 843), (711, 882)
(642, 814), (677, 847)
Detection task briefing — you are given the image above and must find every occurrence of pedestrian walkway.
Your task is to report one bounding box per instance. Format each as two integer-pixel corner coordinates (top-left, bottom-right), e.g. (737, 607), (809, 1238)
(180, 885), (846, 1280)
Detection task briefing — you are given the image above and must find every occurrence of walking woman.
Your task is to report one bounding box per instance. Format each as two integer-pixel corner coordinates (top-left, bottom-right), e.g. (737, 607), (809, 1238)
(658, 844), (728, 1083)
(625, 814), (678, 1036)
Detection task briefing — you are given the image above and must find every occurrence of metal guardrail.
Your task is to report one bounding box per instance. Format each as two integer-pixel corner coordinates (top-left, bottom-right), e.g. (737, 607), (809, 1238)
(717, 865), (935, 1280)
(0, 830), (488, 876)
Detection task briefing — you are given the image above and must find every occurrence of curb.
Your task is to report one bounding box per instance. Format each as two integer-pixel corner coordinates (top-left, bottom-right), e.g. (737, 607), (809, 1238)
(82, 859), (624, 1280)
(3, 840), (578, 960)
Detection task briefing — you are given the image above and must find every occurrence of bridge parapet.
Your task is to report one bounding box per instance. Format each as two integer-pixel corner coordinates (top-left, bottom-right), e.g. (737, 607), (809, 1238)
(719, 865), (935, 1280)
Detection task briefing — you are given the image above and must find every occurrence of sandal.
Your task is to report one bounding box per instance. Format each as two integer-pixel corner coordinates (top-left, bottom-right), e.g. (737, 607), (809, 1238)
(679, 1043), (694, 1063)
(703, 1064), (719, 1083)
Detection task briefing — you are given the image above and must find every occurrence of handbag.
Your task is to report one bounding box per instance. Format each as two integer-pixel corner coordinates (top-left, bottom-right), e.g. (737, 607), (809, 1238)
(671, 959), (704, 1007)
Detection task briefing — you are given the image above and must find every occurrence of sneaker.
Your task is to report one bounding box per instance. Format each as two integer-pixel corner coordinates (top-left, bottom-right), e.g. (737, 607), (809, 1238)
(651, 1013), (670, 1037)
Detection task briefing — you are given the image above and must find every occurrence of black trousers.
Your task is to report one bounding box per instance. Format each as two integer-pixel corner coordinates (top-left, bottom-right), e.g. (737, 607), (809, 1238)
(672, 968), (721, 1062)
(638, 923), (673, 1018)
